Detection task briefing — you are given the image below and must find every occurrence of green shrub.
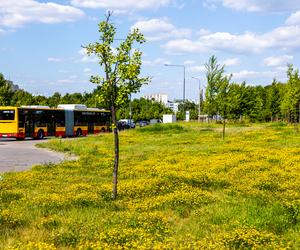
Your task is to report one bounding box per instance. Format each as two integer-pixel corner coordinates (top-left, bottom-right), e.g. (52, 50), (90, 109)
(138, 123), (185, 133)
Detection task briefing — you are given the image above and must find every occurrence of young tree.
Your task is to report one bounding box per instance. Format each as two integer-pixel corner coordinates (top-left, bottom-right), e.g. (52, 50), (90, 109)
(204, 56), (232, 138)
(204, 55), (225, 119)
(85, 12), (149, 199)
(216, 75), (231, 139)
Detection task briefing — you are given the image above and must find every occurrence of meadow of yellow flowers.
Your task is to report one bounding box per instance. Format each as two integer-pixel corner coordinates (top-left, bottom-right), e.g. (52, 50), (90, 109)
(0, 122), (300, 249)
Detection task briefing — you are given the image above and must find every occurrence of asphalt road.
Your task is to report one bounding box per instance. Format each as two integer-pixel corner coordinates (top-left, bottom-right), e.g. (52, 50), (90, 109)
(0, 139), (73, 172)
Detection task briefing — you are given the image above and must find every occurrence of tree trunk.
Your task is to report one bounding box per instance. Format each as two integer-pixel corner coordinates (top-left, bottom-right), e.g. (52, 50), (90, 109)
(111, 106), (119, 200)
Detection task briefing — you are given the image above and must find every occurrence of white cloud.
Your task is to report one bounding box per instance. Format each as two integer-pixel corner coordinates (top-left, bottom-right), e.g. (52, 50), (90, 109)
(232, 70), (285, 81)
(264, 55), (293, 67)
(57, 79), (74, 84)
(0, 0), (84, 30)
(70, 0), (172, 11)
(132, 18), (191, 41)
(276, 66), (288, 72)
(220, 58), (240, 66)
(68, 75), (78, 79)
(202, 1), (217, 10)
(163, 39), (206, 55)
(48, 57), (63, 62)
(163, 32), (264, 54)
(57, 74), (78, 84)
(83, 68), (95, 76)
(187, 65), (206, 73)
(197, 28), (211, 36)
(233, 70), (264, 79)
(142, 57), (171, 66)
(163, 24), (300, 54)
(204, 0), (300, 12)
(286, 11), (300, 25)
(84, 68), (92, 73)
(184, 60), (196, 65)
(0, 28), (16, 35)
(78, 48), (98, 63)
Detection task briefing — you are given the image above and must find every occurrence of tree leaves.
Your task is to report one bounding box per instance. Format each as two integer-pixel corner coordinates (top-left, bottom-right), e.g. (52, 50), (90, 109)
(0, 73), (14, 106)
(85, 14), (149, 110)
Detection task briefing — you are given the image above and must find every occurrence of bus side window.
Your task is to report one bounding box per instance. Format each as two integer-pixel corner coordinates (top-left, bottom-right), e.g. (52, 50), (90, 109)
(95, 112), (101, 126)
(74, 111), (87, 126)
(34, 110), (47, 127)
(102, 112), (110, 126)
(55, 110), (65, 127)
(74, 111), (79, 126)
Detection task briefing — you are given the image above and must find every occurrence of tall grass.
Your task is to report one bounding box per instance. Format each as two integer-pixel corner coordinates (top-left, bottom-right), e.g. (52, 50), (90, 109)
(1, 122), (300, 249)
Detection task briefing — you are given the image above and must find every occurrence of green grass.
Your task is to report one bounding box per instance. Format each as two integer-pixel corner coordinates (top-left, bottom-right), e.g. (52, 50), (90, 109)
(1, 122), (300, 249)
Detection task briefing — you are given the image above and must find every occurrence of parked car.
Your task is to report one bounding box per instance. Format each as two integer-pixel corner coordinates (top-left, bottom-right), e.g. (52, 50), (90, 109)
(150, 119), (162, 125)
(117, 121), (130, 130)
(137, 120), (149, 127)
(128, 120), (135, 129)
(117, 119), (135, 130)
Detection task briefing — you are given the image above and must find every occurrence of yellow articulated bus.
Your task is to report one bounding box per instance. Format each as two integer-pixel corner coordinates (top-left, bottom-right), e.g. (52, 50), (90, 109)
(0, 104), (111, 140)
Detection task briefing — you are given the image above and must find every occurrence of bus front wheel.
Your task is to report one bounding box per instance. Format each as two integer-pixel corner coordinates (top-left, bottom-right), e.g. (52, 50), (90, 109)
(37, 130), (44, 140)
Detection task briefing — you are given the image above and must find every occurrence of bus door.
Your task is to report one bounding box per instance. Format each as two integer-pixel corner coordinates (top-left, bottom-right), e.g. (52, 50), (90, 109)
(87, 113), (94, 134)
(88, 122), (94, 134)
(25, 110), (34, 137)
(47, 120), (56, 136)
(47, 110), (56, 136)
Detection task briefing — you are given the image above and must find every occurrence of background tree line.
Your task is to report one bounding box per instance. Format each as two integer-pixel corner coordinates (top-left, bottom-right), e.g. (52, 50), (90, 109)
(202, 56), (300, 123)
(2, 58), (300, 124)
(0, 73), (171, 121)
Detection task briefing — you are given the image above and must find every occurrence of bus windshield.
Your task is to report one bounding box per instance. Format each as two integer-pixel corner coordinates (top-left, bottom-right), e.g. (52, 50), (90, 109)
(0, 110), (15, 120)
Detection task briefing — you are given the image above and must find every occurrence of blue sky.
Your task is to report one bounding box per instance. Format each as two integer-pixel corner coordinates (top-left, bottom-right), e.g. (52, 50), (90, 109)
(1, 0), (300, 101)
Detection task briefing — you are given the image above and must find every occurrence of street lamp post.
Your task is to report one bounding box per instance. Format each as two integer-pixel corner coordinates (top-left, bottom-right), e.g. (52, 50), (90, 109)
(192, 77), (201, 123)
(164, 64), (186, 102)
